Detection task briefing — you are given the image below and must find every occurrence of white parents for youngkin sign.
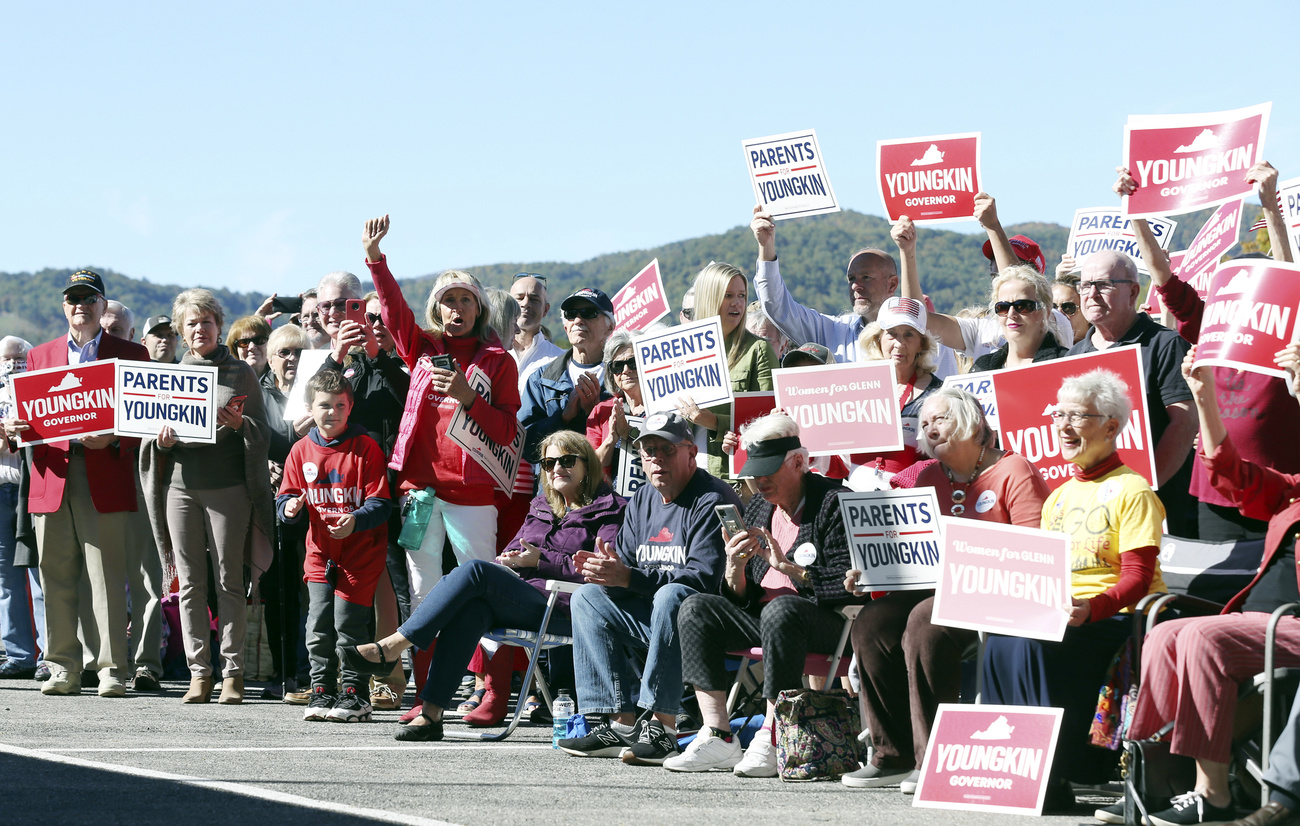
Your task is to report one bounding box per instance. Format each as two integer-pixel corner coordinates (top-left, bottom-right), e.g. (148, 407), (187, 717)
(114, 361), (219, 444)
(1276, 176), (1300, 257)
(841, 487), (942, 591)
(1065, 208), (1177, 276)
(633, 317), (732, 415)
(615, 415), (647, 497)
(741, 129), (839, 220)
(612, 259), (671, 331)
(941, 370), (999, 435)
(445, 366), (525, 492)
(772, 361), (902, 456)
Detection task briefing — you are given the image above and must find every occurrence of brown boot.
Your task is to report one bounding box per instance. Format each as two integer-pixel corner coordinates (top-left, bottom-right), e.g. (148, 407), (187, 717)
(182, 676), (213, 704)
(218, 675), (244, 705)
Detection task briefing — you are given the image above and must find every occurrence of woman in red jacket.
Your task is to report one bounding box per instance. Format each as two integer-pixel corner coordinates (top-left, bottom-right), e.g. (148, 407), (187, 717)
(361, 215), (521, 715)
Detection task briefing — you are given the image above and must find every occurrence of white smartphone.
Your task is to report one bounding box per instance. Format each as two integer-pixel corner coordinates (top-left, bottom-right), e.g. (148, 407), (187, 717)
(715, 504), (745, 536)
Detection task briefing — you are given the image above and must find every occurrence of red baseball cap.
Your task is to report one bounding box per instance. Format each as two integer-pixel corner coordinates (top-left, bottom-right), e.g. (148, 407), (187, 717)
(982, 235), (1046, 274)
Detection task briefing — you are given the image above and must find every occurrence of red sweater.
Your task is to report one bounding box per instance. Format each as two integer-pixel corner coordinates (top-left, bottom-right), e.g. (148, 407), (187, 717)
(368, 255), (520, 506)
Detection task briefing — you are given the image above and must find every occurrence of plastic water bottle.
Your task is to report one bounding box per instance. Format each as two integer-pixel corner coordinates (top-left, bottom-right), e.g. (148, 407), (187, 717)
(551, 690), (575, 749)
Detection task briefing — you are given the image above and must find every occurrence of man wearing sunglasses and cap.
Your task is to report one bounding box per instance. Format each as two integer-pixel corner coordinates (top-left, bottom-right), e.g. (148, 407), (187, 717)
(519, 287), (615, 473)
(558, 411), (742, 765)
(1, 270), (150, 698)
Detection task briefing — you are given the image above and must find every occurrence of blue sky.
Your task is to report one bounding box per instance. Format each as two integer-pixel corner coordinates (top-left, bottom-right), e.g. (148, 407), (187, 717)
(3, 1), (1297, 296)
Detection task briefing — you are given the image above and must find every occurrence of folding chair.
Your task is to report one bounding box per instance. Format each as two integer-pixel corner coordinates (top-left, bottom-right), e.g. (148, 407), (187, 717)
(1239, 601), (1300, 779)
(724, 604), (861, 716)
(443, 579), (579, 742)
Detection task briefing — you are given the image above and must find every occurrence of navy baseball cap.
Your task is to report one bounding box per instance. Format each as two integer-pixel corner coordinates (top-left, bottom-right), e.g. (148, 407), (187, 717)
(634, 411), (694, 446)
(560, 287), (614, 316)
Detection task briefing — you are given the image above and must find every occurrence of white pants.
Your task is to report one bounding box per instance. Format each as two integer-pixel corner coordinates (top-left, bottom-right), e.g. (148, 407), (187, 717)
(404, 495), (498, 610)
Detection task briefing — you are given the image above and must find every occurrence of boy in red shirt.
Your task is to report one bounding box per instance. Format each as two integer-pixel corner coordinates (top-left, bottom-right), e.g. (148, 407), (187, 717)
(278, 370), (393, 722)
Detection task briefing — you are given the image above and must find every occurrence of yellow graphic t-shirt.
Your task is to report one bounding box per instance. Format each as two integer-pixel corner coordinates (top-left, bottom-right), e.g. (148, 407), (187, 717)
(1040, 464), (1166, 608)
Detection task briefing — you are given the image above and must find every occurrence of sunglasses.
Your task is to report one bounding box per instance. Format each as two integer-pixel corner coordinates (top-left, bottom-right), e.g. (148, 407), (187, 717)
(1053, 301), (1078, 316)
(234, 335), (269, 349)
(540, 454), (582, 472)
(993, 299), (1042, 316)
(316, 299), (349, 314)
(610, 359), (637, 374)
(64, 293), (100, 307)
(563, 307), (601, 321)
(680, 308), (694, 321)
(638, 443), (679, 461)
(366, 312), (383, 324)
(275, 348), (303, 358)
(514, 272), (547, 283)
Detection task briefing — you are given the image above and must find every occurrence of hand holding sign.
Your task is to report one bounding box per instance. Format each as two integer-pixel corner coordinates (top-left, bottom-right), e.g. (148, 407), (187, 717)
(1275, 343), (1300, 395)
(751, 205), (777, 261)
(1067, 597), (1090, 627)
(2, 417), (30, 441)
(1113, 166), (1138, 197)
(327, 513), (357, 540)
(282, 493), (307, 520)
(973, 192), (999, 231)
(1247, 161), (1280, 204)
(157, 425), (178, 449)
(890, 215), (917, 255)
(79, 432), (116, 449)
(843, 568), (869, 597)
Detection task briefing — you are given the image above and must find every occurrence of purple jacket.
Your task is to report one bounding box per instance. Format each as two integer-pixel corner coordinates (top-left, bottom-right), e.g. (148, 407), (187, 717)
(503, 483), (626, 614)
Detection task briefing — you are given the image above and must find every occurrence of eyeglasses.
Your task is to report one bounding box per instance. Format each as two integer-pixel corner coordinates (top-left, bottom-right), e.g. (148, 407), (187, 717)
(275, 348), (303, 359)
(993, 299), (1042, 316)
(563, 307), (601, 321)
(540, 454), (582, 472)
(64, 293), (100, 307)
(1053, 301), (1079, 316)
(638, 443), (680, 461)
(234, 335), (269, 349)
(316, 299), (349, 314)
(298, 312), (319, 324)
(610, 359), (637, 375)
(680, 308), (694, 321)
(513, 273), (546, 283)
(1077, 279), (1135, 294)
(1048, 410), (1106, 426)
(366, 312), (383, 324)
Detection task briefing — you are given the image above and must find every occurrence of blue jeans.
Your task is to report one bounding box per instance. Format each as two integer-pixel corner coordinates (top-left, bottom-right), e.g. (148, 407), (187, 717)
(0, 482), (43, 666)
(398, 559), (570, 710)
(571, 581), (695, 716)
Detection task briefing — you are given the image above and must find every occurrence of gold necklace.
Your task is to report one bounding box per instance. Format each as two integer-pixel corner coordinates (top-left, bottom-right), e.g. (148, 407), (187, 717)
(943, 445), (987, 516)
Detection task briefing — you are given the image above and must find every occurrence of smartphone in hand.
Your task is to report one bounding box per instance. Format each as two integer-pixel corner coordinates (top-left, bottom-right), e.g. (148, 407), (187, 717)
(345, 298), (367, 328)
(715, 504), (745, 536)
(431, 354), (454, 372)
(271, 295), (303, 315)
(226, 394), (248, 414)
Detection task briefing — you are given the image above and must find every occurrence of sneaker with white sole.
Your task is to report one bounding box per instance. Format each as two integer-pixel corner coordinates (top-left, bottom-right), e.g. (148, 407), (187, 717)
(733, 733), (778, 777)
(841, 762), (914, 788)
(1093, 800), (1125, 824)
(557, 721), (634, 758)
(622, 718), (680, 766)
(663, 730), (742, 772)
(327, 687), (373, 723)
(1147, 791), (1235, 826)
(899, 769), (921, 794)
(302, 686), (335, 721)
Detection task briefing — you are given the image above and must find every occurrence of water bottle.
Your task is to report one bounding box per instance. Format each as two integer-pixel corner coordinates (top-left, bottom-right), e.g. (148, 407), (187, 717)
(551, 690), (575, 749)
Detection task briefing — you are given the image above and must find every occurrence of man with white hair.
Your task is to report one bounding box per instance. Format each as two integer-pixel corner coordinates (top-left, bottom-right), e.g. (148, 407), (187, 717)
(664, 411), (859, 776)
(0, 336), (44, 680)
(508, 273), (562, 391)
(100, 301), (135, 342)
(1066, 249), (1197, 536)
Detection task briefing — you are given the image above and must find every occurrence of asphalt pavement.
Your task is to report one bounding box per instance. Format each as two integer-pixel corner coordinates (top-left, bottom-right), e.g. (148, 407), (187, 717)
(0, 675), (1118, 825)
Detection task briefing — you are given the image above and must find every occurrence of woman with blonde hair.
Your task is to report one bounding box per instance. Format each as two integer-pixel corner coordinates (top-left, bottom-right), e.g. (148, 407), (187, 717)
(361, 215), (520, 722)
(972, 265), (1069, 371)
(141, 288), (275, 705)
(674, 262), (776, 480)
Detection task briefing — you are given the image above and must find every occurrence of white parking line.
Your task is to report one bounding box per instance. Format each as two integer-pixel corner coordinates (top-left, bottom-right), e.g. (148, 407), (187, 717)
(0, 742), (461, 826)
(44, 744), (554, 753)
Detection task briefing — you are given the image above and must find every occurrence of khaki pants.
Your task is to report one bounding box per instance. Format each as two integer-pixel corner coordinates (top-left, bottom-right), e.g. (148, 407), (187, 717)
(34, 455), (129, 680)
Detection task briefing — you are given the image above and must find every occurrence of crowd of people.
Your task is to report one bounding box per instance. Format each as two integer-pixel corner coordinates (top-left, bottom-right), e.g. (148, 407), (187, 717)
(3, 160), (1300, 826)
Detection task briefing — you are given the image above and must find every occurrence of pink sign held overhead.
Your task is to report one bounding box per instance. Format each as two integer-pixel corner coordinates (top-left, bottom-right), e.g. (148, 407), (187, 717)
(8, 360), (119, 446)
(1123, 102), (1271, 218)
(612, 259), (671, 332)
(771, 361), (901, 456)
(1192, 259), (1300, 379)
(728, 392), (778, 477)
(877, 132), (981, 224)
(991, 347), (1156, 492)
(913, 704), (1063, 816)
(1174, 199), (1243, 292)
(930, 517), (1072, 642)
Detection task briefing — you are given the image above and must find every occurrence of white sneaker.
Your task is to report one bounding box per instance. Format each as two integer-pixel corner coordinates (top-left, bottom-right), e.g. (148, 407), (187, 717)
(733, 734), (778, 777)
(662, 730), (742, 772)
(899, 769), (921, 794)
(842, 763), (913, 788)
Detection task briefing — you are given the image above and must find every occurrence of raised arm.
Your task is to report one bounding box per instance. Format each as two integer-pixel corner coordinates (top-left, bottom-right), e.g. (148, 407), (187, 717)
(974, 192), (1017, 272)
(362, 215), (424, 366)
(1247, 161), (1293, 263)
(750, 205), (846, 347)
(1118, 167), (1205, 340)
(892, 215), (964, 350)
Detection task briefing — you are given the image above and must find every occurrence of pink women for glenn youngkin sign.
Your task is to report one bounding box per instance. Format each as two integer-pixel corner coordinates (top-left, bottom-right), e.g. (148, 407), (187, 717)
(1123, 102), (1270, 218)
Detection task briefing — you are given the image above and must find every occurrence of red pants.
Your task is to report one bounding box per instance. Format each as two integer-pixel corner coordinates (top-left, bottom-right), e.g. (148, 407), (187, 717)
(1130, 613), (1300, 763)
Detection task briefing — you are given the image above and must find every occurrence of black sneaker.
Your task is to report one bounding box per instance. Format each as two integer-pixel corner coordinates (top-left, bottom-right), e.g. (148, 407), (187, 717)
(557, 721), (634, 758)
(326, 687), (373, 723)
(1147, 791), (1235, 826)
(622, 718), (679, 766)
(303, 686), (335, 722)
(1094, 800), (1124, 824)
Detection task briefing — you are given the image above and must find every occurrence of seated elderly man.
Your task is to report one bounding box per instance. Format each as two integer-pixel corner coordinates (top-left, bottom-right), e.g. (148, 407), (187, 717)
(662, 411), (860, 776)
(559, 411), (742, 765)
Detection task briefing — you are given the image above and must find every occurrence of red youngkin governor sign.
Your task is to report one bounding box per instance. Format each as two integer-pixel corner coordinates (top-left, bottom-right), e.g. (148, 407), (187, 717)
(877, 132), (981, 224)
(8, 360), (118, 446)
